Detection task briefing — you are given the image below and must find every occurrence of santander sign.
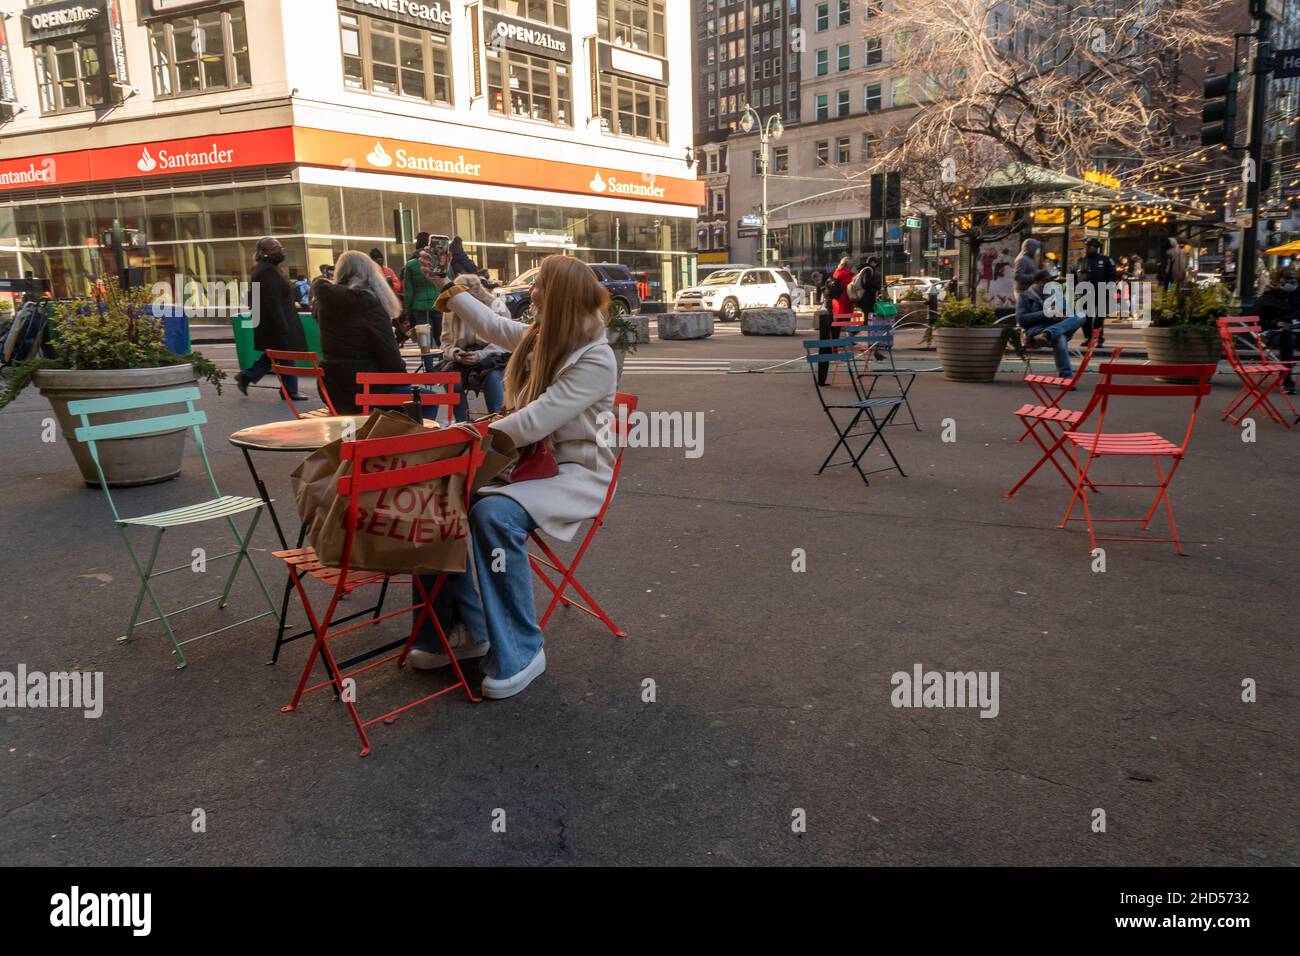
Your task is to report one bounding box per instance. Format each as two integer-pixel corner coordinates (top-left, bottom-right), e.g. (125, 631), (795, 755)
(136, 142), (235, 173)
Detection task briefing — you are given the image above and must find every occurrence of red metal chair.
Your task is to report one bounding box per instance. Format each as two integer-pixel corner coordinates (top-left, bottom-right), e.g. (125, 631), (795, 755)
(1007, 346), (1123, 497)
(1058, 362), (1215, 556)
(528, 392), (638, 638)
(275, 426), (485, 756)
(356, 371), (461, 425)
(264, 350), (337, 420)
(1216, 316), (1296, 429)
(1017, 329), (1104, 441)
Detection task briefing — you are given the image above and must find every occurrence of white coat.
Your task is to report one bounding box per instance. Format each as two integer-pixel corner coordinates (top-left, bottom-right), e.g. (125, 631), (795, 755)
(436, 285), (618, 541)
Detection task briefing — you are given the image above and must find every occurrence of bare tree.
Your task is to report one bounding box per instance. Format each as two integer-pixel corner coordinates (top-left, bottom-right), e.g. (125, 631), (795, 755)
(867, 0), (1233, 173)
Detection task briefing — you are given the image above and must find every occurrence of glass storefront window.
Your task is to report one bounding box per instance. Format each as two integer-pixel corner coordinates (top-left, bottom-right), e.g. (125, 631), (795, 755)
(35, 38), (109, 114)
(147, 5), (251, 98)
(338, 12), (453, 105)
(597, 0), (665, 56)
(487, 51), (572, 126)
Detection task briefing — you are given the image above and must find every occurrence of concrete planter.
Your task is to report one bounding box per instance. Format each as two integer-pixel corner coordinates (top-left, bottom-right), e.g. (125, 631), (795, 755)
(934, 327), (1007, 383)
(1141, 327), (1222, 383)
(630, 313), (651, 344)
(897, 301), (931, 325)
(35, 365), (199, 487)
(658, 312), (714, 340)
(740, 308), (798, 336)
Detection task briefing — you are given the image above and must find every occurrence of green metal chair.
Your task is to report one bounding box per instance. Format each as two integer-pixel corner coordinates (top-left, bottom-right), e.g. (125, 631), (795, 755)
(69, 386), (280, 668)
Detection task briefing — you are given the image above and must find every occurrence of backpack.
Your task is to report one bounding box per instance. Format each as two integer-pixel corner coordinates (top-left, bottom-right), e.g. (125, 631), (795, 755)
(849, 267), (872, 301)
(824, 275), (844, 301)
(1, 301), (48, 368)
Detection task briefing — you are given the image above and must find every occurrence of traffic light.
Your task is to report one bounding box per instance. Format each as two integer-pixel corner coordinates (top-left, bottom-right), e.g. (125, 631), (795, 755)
(1200, 72), (1238, 147)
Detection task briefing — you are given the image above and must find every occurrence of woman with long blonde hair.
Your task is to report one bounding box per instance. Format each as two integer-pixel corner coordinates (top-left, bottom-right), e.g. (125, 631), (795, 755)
(312, 249), (405, 413)
(410, 254), (618, 698)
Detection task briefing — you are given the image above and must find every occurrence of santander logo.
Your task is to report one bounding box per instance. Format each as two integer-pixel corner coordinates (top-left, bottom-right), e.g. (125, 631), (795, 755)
(367, 142), (394, 168)
(588, 171), (607, 193)
(137, 147), (157, 173)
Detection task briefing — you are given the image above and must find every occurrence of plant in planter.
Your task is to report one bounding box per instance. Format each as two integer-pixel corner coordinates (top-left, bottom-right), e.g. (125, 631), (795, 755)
(924, 295), (1015, 382)
(1142, 282), (1229, 381)
(0, 278), (225, 487)
(606, 314), (641, 379)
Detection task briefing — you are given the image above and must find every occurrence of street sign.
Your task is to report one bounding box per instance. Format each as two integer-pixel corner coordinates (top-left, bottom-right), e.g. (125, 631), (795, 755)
(1258, 204), (1292, 220)
(905, 217), (923, 229)
(738, 213), (763, 228)
(1274, 48), (1300, 79)
(1235, 211), (1254, 230)
(737, 228), (760, 239)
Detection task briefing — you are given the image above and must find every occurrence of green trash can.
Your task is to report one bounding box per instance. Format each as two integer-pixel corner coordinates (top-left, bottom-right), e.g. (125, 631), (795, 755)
(231, 312), (322, 371)
(873, 301), (899, 319)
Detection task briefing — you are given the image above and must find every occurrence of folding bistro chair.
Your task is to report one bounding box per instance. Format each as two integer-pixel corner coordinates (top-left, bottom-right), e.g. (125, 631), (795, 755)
(527, 392), (638, 639)
(69, 387), (280, 668)
(803, 339), (907, 486)
(1216, 317), (1296, 429)
(849, 321), (920, 430)
(356, 371), (461, 425)
(1058, 362), (1216, 556)
(263, 349), (337, 420)
(275, 425), (485, 756)
(1017, 328), (1104, 439)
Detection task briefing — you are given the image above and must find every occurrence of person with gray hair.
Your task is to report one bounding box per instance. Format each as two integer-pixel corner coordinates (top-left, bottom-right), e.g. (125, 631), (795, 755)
(312, 250), (406, 413)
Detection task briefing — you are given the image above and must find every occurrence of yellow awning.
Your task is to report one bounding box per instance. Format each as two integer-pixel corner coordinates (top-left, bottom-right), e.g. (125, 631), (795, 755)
(1264, 240), (1300, 255)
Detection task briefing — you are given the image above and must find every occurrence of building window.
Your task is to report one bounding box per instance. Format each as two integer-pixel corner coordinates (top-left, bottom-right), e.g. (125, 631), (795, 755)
(815, 49), (828, 76)
(865, 36), (882, 66)
(752, 150), (762, 175)
(837, 44), (850, 71)
(34, 37), (111, 114)
(836, 135), (851, 164)
(837, 0), (851, 26)
(597, 0), (666, 56)
(815, 93), (828, 120)
(341, 12), (453, 105)
(490, 49), (572, 125)
(862, 130), (878, 157)
(864, 82), (882, 111)
(772, 145), (789, 173)
(836, 88), (849, 116)
(600, 75), (667, 141)
(815, 2), (828, 31)
(148, 5), (250, 98)
(815, 140), (829, 167)
(891, 77), (910, 106)
(485, 0), (570, 29)
(712, 189), (726, 214)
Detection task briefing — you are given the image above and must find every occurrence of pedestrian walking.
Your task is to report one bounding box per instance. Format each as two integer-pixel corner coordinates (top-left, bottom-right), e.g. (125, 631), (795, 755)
(815, 272), (840, 387)
(235, 237), (308, 401)
(829, 256), (855, 318)
(1158, 237), (1189, 289)
(403, 232), (442, 344)
(448, 236), (480, 278)
(370, 247), (403, 295)
(849, 256), (881, 319)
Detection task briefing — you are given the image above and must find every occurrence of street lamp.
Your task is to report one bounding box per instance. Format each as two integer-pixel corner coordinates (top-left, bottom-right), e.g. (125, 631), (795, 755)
(739, 104), (784, 267)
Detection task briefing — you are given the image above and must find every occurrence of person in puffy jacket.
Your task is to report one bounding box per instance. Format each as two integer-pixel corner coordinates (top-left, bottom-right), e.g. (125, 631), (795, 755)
(313, 251), (406, 414)
(1013, 237), (1042, 294)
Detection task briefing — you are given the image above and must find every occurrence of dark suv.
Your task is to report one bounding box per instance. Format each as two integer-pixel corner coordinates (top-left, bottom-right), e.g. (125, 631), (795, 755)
(495, 262), (642, 320)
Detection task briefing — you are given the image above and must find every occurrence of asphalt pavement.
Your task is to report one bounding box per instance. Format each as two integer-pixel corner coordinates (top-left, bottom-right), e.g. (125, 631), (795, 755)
(1, 328), (1295, 866)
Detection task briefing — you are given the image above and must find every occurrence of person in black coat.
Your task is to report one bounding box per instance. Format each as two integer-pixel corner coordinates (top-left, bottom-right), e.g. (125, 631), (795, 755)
(448, 236), (480, 279)
(236, 237), (309, 400)
(313, 250), (407, 414)
(1257, 267), (1299, 395)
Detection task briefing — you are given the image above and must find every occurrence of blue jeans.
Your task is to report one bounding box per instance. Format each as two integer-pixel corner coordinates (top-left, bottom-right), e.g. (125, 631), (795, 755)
(453, 367), (505, 423)
(411, 309), (442, 343)
(413, 495), (542, 680)
(1026, 315), (1085, 376)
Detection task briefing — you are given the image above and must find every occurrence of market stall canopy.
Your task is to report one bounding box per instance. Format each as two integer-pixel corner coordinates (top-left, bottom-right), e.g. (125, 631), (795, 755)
(969, 162), (1212, 222)
(1264, 240), (1300, 256)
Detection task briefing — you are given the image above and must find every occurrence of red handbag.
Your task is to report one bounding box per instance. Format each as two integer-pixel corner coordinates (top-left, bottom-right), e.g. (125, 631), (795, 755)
(511, 439), (559, 482)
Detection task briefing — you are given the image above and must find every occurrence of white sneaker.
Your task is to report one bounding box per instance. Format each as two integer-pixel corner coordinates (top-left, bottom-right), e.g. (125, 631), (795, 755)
(481, 649), (546, 700)
(407, 626), (490, 671)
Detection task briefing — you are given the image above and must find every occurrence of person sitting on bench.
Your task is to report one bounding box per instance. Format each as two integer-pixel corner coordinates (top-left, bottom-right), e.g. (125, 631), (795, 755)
(1017, 269), (1083, 378)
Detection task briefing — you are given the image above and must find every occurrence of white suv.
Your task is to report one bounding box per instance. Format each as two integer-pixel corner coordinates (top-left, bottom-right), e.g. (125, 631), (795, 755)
(676, 267), (802, 321)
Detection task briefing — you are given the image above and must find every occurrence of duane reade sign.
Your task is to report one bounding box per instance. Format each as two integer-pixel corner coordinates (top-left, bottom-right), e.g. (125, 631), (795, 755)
(338, 0), (453, 31)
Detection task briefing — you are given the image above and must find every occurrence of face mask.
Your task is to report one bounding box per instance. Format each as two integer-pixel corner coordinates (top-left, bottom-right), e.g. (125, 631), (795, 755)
(267, 251), (286, 265)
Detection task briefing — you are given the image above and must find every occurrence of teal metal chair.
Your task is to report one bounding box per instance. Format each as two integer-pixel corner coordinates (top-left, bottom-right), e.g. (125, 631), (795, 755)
(69, 387), (279, 668)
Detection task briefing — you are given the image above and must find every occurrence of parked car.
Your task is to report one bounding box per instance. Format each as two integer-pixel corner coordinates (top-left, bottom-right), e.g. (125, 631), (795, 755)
(886, 275), (946, 303)
(494, 262), (642, 320)
(675, 267), (803, 320)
